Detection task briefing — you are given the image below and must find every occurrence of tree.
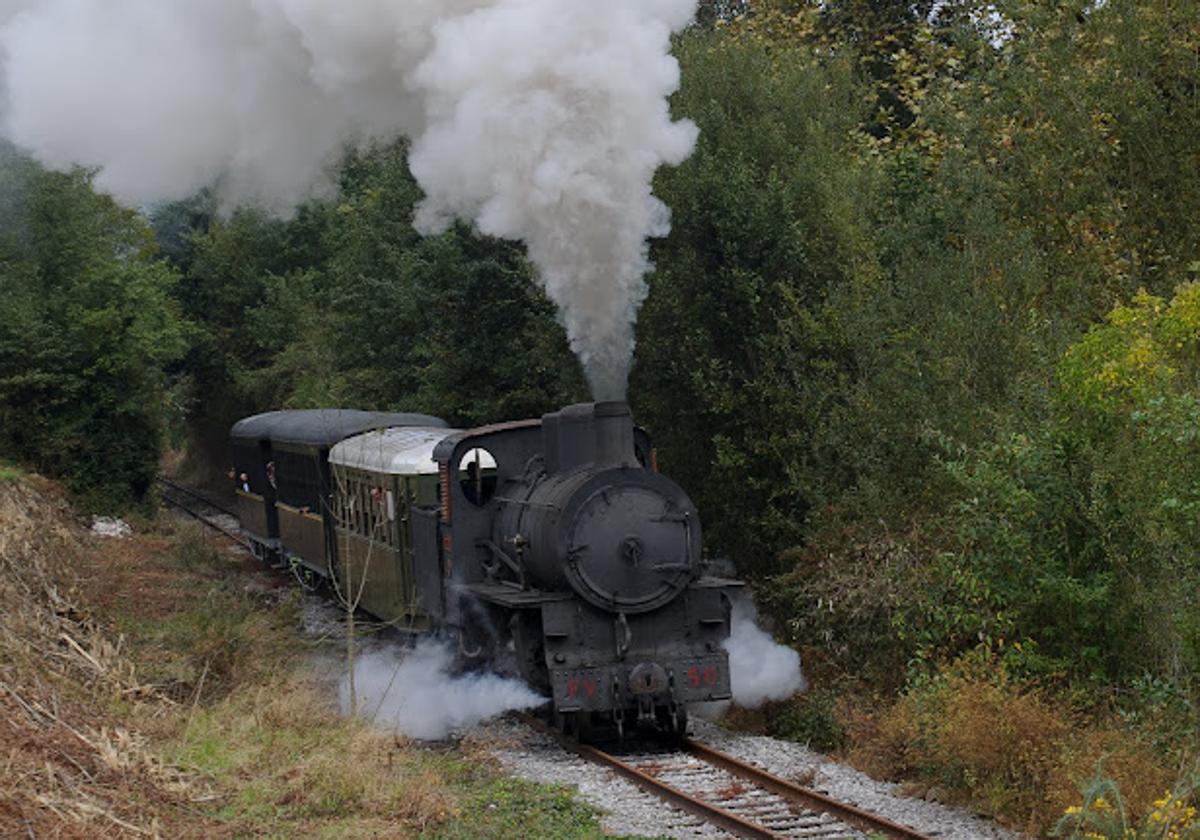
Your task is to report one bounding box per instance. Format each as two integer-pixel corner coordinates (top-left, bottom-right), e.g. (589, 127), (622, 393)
(161, 201), (334, 473)
(315, 142), (587, 426)
(634, 32), (880, 572)
(169, 140), (586, 460)
(0, 149), (186, 509)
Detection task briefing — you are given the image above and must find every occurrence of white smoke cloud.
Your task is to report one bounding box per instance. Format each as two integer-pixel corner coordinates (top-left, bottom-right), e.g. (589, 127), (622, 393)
(726, 595), (806, 708)
(408, 0), (698, 398)
(343, 640), (543, 741)
(0, 0), (698, 398)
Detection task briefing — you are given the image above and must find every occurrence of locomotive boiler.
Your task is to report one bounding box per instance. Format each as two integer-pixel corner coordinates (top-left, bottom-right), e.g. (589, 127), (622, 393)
(230, 401), (741, 738)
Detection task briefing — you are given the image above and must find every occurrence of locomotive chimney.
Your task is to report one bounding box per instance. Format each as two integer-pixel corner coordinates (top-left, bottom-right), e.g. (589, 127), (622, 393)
(542, 402), (636, 473)
(542, 403), (595, 474)
(594, 401), (637, 468)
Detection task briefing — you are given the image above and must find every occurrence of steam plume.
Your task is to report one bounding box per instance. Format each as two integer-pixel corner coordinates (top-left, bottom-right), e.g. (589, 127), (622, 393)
(0, 0), (699, 398)
(343, 640), (543, 740)
(726, 595), (806, 708)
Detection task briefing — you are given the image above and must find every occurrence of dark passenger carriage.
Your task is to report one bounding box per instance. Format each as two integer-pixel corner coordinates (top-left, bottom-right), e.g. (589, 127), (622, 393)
(229, 409), (447, 570)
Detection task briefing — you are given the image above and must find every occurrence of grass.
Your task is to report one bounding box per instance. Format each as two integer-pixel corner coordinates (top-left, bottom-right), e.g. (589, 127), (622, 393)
(87, 518), (630, 838)
(153, 661), (624, 838)
(156, 669), (620, 838)
(1, 477), (637, 839)
(0, 460), (21, 482)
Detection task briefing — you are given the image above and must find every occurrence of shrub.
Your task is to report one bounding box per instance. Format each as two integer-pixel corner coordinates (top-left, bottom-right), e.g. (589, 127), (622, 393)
(841, 653), (1177, 834)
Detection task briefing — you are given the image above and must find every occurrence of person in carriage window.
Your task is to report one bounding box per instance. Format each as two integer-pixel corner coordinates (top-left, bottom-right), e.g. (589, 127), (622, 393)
(463, 459), (481, 504)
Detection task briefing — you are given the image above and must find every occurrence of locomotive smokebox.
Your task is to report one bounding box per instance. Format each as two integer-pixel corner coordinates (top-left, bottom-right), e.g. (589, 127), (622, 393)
(499, 401), (701, 614)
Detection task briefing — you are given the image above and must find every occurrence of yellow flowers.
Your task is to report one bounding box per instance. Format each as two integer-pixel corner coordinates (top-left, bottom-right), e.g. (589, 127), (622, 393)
(1057, 786), (1199, 840)
(1147, 793), (1198, 831)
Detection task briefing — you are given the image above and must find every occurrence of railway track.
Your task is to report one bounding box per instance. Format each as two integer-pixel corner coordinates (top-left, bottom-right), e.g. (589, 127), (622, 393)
(158, 477), (932, 839)
(521, 713), (932, 840)
(156, 476), (247, 548)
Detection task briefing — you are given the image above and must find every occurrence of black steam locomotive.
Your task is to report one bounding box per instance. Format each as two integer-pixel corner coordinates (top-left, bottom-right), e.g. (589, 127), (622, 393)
(230, 401), (741, 738)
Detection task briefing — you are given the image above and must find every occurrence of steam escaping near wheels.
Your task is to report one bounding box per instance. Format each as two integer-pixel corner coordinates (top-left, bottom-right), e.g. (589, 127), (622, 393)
(695, 595), (806, 720)
(0, 0), (700, 400)
(341, 639), (545, 741)
(725, 595), (806, 707)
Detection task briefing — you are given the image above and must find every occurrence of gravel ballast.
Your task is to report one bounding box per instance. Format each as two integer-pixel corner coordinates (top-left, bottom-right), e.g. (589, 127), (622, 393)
(480, 716), (1025, 840)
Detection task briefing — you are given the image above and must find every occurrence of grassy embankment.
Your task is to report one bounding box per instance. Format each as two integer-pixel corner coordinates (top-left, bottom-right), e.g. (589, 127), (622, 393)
(0, 470), (640, 839)
(725, 653), (1198, 837)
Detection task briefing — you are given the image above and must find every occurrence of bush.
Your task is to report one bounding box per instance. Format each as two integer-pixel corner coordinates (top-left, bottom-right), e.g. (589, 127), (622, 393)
(842, 653), (1176, 834)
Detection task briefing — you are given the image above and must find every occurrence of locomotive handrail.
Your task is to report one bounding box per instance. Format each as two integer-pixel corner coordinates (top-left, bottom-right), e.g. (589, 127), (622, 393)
(477, 538), (526, 587)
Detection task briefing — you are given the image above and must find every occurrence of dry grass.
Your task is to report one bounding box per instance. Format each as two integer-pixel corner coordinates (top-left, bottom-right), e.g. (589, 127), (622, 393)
(0, 475), (217, 838)
(0, 475), (614, 839)
(162, 674), (463, 836)
(839, 666), (1179, 835)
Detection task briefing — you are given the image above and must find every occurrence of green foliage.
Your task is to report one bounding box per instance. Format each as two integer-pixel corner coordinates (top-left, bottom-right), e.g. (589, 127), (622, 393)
(158, 201), (333, 465)
(315, 143), (586, 425)
(763, 688), (847, 752)
(685, 0), (1200, 705)
(165, 141), (586, 466)
(0, 149), (186, 510)
(1053, 285), (1200, 678)
(789, 283), (1200, 685)
(635, 32), (880, 570)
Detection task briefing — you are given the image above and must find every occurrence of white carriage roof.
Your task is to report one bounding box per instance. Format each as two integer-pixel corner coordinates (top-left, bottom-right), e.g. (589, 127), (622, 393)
(329, 426), (495, 476)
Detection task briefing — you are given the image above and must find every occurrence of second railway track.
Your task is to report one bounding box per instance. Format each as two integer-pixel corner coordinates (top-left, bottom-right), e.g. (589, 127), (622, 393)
(521, 712), (932, 840)
(157, 476), (247, 547)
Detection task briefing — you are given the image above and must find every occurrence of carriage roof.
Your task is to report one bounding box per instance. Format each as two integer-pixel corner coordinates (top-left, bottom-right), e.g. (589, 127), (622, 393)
(329, 426), (496, 476)
(230, 409), (447, 448)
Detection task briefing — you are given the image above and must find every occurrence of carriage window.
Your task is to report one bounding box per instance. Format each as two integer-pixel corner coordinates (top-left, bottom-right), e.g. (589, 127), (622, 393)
(458, 448), (497, 506)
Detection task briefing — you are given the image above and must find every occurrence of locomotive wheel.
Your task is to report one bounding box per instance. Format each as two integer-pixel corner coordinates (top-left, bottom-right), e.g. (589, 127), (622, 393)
(656, 704), (688, 744)
(554, 709), (594, 743)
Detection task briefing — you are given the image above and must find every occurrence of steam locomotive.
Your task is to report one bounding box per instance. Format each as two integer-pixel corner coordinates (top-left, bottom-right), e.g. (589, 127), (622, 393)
(230, 401), (741, 738)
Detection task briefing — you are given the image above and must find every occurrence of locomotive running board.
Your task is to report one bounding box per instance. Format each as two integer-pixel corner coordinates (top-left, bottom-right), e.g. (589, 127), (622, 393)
(451, 581), (571, 608)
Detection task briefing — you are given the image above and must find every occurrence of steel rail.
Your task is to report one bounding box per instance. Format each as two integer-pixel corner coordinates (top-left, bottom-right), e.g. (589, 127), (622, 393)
(157, 476), (238, 518)
(683, 738), (932, 840)
(157, 480), (248, 549)
(520, 713), (778, 839)
(520, 712), (934, 840)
